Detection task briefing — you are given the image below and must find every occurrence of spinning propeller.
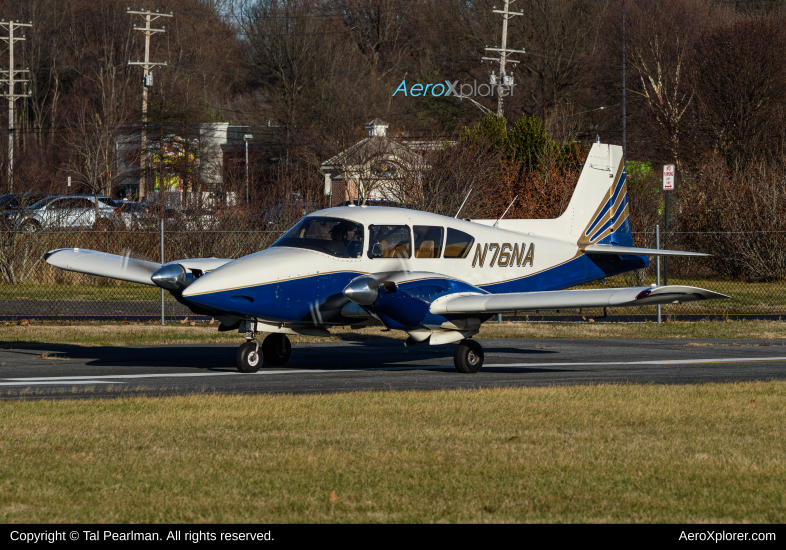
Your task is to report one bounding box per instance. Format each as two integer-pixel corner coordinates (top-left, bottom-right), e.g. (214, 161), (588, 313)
(342, 249), (412, 306)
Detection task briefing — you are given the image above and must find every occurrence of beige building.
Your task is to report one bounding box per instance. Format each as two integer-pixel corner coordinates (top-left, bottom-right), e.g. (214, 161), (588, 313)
(320, 119), (432, 206)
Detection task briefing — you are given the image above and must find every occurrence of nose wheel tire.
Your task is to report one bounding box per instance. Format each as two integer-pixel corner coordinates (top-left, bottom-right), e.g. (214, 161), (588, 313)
(454, 339), (484, 373)
(262, 334), (292, 366)
(236, 341), (262, 373)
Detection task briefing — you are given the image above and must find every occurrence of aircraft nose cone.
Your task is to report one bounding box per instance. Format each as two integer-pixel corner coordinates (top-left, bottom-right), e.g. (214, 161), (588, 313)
(151, 263), (187, 291)
(343, 276), (379, 305)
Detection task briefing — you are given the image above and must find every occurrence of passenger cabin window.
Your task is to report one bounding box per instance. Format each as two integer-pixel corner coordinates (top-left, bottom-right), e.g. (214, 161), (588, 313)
(443, 228), (475, 258)
(272, 217), (364, 258)
(368, 225), (411, 258)
(414, 226), (443, 259)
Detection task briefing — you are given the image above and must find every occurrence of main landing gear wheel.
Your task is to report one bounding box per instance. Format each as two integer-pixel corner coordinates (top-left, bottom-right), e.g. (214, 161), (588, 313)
(454, 339), (484, 373)
(261, 334), (291, 366)
(235, 341), (262, 373)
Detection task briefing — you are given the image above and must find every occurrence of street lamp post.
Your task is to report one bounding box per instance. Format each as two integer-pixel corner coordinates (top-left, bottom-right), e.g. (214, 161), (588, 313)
(244, 134), (253, 204)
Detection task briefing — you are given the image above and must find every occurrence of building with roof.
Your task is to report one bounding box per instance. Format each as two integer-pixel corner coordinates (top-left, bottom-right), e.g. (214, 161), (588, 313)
(114, 123), (281, 204)
(320, 119), (434, 207)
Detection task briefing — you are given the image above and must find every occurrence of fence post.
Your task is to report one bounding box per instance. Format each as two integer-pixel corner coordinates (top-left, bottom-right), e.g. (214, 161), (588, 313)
(664, 191), (669, 286)
(656, 224), (661, 325)
(160, 217), (165, 325)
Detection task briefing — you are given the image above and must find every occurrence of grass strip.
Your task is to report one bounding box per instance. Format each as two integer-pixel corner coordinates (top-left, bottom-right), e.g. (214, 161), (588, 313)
(0, 382), (784, 523)
(1, 320), (785, 348)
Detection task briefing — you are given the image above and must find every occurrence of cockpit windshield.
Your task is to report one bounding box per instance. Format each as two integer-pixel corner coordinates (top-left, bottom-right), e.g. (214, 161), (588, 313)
(272, 216), (364, 258)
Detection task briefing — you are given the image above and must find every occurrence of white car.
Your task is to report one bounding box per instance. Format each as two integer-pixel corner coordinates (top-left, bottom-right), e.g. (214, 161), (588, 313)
(18, 195), (125, 232)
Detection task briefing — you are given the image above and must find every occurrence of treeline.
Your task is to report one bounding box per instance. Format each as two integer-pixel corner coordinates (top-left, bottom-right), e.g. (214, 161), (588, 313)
(1, 1), (786, 209)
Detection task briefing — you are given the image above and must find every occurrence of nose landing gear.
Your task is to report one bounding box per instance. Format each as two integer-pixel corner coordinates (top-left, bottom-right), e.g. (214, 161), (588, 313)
(235, 341), (262, 373)
(235, 333), (292, 372)
(454, 339), (484, 373)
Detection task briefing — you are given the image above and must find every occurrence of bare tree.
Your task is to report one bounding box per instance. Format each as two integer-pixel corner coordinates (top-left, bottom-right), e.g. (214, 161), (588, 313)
(515, 0), (606, 119)
(689, 11), (786, 166)
(332, 0), (415, 76)
(680, 154), (786, 281)
(622, 0), (709, 169)
(409, 133), (501, 218)
(63, 67), (130, 223)
(236, 0), (322, 151)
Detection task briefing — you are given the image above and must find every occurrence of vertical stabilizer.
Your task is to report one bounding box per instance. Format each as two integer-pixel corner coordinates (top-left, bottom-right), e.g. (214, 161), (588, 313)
(476, 142), (631, 247)
(569, 143), (631, 247)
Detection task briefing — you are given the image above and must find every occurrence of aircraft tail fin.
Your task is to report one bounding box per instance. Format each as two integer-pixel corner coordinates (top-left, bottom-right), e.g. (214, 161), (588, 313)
(564, 142), (631, 248)
(474, 142), (631, 247)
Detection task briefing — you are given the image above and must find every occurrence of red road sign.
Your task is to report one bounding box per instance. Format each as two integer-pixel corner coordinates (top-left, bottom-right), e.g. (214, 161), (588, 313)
(663, 164), (675, 190)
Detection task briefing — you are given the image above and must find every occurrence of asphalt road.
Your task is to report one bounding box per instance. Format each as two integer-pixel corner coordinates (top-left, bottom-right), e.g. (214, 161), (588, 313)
(2, 337), (786, 400)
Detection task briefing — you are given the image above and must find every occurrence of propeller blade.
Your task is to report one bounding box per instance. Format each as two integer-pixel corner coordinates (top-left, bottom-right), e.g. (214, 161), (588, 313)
(343, 249), (413, 305)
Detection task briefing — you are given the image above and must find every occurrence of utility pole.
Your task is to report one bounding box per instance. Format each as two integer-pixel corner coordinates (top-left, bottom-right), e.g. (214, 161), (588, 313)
(127, 8), (172, 200)
(0, 19), (32, 193)
(482, 1), (525, 117)
(244, 134), (253, 205)
(622, 0), (627, 163)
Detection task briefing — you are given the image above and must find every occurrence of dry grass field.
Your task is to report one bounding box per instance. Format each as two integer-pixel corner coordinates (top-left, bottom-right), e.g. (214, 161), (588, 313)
(2, 320), (784, 523)
(0, 382), (784, 523)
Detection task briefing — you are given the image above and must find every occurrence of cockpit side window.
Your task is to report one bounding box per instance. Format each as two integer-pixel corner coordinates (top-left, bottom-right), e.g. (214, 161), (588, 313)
(443, 228), (475, 258)
(272, 217), (364, 258)
(368, 225), (411, 259)
(413, 226), (443, 259)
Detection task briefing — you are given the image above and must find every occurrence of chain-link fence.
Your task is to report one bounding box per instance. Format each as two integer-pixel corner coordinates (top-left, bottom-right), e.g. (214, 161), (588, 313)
(1, 228), (785, 322)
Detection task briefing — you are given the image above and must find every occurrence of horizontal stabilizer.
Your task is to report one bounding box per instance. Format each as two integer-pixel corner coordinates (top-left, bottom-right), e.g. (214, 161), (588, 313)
(584, 244), (710, 257)
(430, 285), (730, 315)
(45, 248), (162, 286)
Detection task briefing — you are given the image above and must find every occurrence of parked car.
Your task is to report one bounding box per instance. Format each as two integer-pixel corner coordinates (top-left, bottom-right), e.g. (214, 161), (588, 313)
(0, 193), (51, 230)
(111, 200), (147, 230)
(17, 194), (124, 233)
(342, 199), (413, 208)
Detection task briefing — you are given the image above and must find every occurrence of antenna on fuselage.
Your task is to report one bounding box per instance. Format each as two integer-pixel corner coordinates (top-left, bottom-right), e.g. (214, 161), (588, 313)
(493, 195), (518, 228)
(454, 188), (473, 218)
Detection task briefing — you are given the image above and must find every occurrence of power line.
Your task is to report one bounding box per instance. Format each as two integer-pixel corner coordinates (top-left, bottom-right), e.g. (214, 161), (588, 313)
(127, 8), (173, 199)
(481, 0), (526, 116)
(0, 18), (33, 192)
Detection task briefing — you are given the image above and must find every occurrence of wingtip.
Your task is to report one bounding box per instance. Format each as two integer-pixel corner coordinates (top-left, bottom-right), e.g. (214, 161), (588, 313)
(44, 248), (69, 262)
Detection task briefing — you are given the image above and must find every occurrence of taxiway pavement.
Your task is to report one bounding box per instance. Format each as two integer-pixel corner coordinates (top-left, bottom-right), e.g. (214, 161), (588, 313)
(1, 338), (785, 400)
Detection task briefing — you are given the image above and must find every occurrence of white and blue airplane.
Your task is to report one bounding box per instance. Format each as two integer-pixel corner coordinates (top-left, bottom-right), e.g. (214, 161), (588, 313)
(45, 143), (728, 373)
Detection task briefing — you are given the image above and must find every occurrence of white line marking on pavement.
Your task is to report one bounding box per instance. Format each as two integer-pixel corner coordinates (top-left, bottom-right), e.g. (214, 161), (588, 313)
(2, 370), (352, 382)
(0, 381), (128, 386)
(483, 356), (786, 368)
(1, 356), (784, 386)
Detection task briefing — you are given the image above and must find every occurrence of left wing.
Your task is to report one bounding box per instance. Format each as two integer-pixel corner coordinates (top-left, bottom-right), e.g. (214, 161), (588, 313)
(45, 248), (233, 287)
(430, 285), (729, 315)
(45, 248), (162, 286)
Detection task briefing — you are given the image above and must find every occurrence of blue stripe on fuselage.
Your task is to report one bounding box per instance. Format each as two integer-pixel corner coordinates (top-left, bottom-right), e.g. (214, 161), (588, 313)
(182, 254), (649, 323)
(183, 271), (365, 322)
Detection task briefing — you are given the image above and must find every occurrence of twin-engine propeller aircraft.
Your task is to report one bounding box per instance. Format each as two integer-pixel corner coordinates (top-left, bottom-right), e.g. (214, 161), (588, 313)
(46, 143), (728, 373)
